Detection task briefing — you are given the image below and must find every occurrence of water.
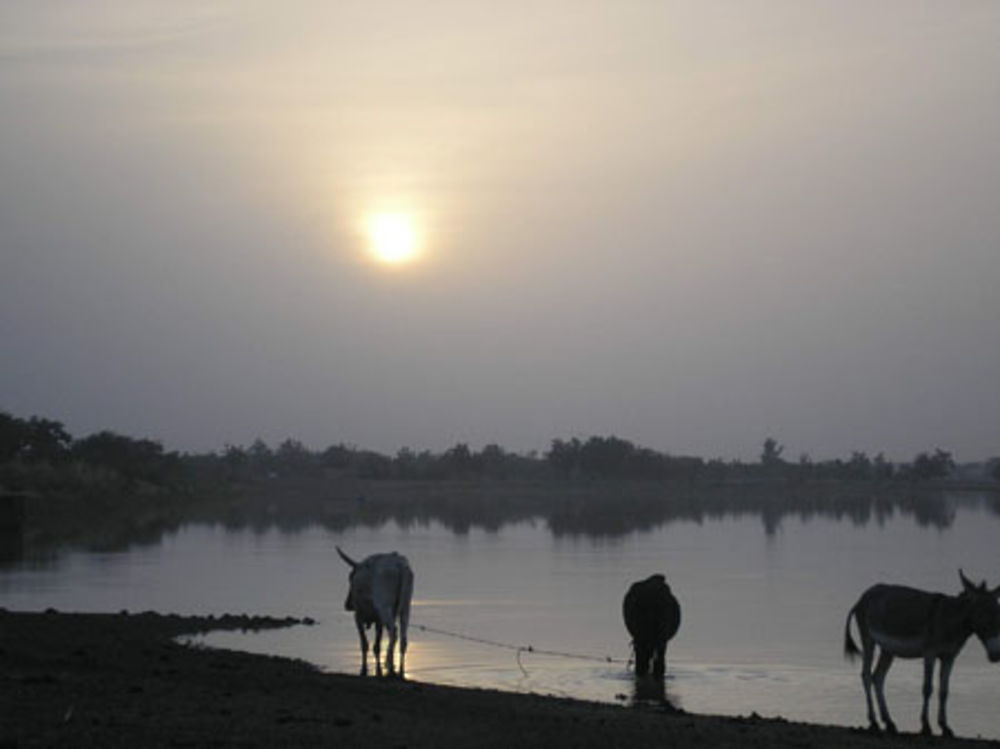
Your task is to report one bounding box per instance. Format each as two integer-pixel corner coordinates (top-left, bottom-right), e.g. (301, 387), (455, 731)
(2, 496), (1000, 739)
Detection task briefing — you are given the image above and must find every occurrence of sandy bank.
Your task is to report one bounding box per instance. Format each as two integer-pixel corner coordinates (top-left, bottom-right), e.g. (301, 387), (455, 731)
(1, 610), (996, 748)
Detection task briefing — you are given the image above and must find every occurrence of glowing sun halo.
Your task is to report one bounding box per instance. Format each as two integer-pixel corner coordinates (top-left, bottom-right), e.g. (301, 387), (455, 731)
(367, 212), (419, 265)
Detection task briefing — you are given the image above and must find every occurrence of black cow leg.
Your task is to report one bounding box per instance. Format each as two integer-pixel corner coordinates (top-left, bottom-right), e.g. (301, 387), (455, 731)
(652, 644), (666, 677)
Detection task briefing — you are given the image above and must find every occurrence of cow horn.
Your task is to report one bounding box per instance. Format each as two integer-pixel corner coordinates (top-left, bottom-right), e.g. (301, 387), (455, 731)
(336, 546), (358, 568)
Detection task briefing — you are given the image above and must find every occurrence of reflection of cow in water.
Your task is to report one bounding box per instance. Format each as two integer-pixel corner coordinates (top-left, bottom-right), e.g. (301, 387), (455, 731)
(623, 574), (681, 677)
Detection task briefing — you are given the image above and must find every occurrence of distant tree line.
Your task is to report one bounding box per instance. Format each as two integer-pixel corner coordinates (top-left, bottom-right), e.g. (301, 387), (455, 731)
(1, 410), (994, 497)
(192, 439), (545, 483)
(543, 436), (961, 483)
(0, 411), (182, 495)
(187, 433), (974, 485)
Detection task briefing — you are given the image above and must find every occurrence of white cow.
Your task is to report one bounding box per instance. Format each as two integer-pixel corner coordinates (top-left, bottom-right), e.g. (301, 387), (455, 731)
(336, 546), (414, 677)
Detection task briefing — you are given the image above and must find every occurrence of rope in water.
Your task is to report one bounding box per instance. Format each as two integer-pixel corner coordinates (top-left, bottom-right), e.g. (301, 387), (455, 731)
(330, 610), (633, 676)
(410, 621), (631, 676)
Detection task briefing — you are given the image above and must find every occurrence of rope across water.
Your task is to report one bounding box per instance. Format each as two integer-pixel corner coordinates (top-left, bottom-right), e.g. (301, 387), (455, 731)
(329, 610), (633, 676)
(410, 621), (631, 676)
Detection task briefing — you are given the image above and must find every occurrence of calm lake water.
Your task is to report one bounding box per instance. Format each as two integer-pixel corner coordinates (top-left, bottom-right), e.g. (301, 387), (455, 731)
(2, 493), (999, 739)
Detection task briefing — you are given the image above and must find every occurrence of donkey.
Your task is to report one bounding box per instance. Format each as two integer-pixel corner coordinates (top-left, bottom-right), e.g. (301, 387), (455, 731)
(844, 570), (1000, 737)
(336, 546), (414, 677)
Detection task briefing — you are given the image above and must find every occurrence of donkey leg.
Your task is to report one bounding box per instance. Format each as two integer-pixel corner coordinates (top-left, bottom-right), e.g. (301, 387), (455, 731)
(937, 656), (956, 738)
(872, 650), (897, 734)
(860, 642), (878, 731)
(920, 656), (934, 735)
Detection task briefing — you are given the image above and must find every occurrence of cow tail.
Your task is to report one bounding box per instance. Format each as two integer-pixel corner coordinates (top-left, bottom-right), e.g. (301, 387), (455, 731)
(393, 561), (411, 625)
(844, 603), (861, 661)
(393, 568), (405, 623)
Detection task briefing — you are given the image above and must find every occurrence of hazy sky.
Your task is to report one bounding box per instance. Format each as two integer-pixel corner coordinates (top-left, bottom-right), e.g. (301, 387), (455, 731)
(2, 1), (998, 461)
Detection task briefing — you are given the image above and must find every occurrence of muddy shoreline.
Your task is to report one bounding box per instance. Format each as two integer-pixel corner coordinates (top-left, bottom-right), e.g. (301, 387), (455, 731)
(2, 609), (997, 748)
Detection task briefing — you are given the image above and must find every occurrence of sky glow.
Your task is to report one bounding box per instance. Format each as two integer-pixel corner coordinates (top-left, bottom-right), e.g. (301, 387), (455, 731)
(1, 2), (998, 461)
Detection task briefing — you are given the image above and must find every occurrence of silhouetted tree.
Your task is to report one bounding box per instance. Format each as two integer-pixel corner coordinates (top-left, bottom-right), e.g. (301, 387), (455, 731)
(794, 453), (814, 481)
(578, 436), (636, 477)
(321, 443), (355, 471)
(246, 439), (273, 476)
(476, 443), (511, 479)
(760, 437), (786, 477)
(393, 447), (419, 478)
(0, 412), (22, 462)
(0, 412), (71, 463)
(547, 438), (582, 476)
(873, 452), (895, 480)
(663, 455), (705, 481)
(222, 444), (248, 478)
(845, 451), (873, 480)
(910, 449), (955, 480)
(703, 458), (728, 481)
(355, 450), (392, 478)
(71, 431), (179, 484)
(275, 438), (316, 476)
(441, 443), (474, 477)
(761, 437), (784, 466)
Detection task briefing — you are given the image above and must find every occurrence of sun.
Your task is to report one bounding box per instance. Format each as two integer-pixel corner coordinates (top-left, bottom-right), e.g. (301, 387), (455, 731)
(366, 212), (419, 265)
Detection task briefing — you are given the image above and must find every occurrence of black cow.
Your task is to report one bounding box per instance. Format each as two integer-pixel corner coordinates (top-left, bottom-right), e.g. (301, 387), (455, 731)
(623, 574), (681, 677)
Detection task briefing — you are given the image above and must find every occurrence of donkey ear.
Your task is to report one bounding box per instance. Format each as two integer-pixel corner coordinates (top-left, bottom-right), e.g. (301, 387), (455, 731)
(959, 568), (975, 592)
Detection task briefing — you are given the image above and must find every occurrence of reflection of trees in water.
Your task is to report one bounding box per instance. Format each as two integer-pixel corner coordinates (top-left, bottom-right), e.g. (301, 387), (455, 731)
(8, 481), (993, 563)
(543, 484), (972, 538)
(210, 482), (983, 540)
(0, 529), (24, 563)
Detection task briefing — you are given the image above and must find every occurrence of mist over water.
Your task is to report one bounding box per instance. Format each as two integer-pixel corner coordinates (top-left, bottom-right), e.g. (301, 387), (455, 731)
(3, 491), (999, 739)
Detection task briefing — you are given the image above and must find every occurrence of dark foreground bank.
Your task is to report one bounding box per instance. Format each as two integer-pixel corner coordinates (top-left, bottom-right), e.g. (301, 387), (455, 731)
(1, 610), (996, 749)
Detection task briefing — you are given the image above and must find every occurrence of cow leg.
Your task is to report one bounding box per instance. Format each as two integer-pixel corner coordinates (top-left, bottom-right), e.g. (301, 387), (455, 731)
(920, 656), (934, 735)
(633, 641), (651, 677)
(385, 620), (397, 676)
(398, 607), (410, 679)
(872, 649), (896, 734)
(355, 618), (369, 676)
(652, 640), (666, 678)
(859, 640), (878, 731)
(373, 623), (383, 677)
(937, 656), (955, 738)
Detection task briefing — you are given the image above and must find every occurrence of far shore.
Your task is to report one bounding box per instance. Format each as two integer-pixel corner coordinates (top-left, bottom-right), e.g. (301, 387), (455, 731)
(15, 476), (997, 555)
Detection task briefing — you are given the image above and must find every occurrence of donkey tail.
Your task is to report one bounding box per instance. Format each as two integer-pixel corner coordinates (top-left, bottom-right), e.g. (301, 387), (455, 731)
(843, 603), (862, 661)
